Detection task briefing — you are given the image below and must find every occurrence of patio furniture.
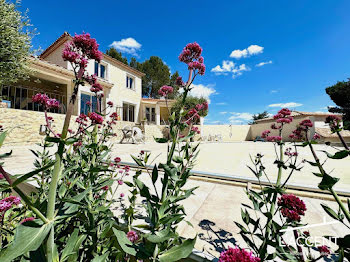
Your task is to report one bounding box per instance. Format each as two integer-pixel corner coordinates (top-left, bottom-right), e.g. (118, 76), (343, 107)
(132, 126), (145, 143)
(119, 125), (136, 144)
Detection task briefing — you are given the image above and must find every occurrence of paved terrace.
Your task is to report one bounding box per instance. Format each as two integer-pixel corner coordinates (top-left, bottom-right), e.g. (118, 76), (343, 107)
(1, 142), (349, 258)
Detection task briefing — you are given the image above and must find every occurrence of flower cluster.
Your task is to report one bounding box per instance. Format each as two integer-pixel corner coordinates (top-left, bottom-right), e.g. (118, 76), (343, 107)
(88, 112), (104, 125)
(62, 33), (103, 66)
(318, 245), (331, 256)
(21, 217), (35, 224)
(126, 230), (139, 243)
(266, 136), (282, 142)
(191, 126), (200, 134)
(158, 85), (174, 97)
(312, 133), (321, 140)
(219, 247), (260, 262)
(179, 42), (206, 75)
(185, 108), (200, 125)
(0, 196), (21, 213)
(273, 108), (293, 124)
(278, 194), (306, 222)
(289, 119), (313, 141)
(32, 93), (60, 110)
(175, 76), (185, 87)
(284, 147), (298, 157)
(325, 115), (342, 133)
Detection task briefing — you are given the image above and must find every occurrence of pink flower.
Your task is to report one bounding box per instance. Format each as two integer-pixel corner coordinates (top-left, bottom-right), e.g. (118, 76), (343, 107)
(126, 230), (139, 243)
(45, 98), (60, 109)
(191, 126), (200, 134)
(107, 101), (114, 107)
(219, 247), (260, 262)
(101, 186), (109, 191)
(0, 173), (3, 179)
(318, 245), (331, 256)
(278, 194), (306, 222)
(266, 136), (282, 142)
(114, 157), (121, 163)
(120, 193), (125, 198)
(271, 123), (282, 130)
(289, 128), (304, 140)
(118, 180), (123, 185)
(20, 217), (35, 224)
(299, 119), (313, 128)
(90, 82), (103, 93)
(188, 61), (206, 75)
(179, 42), (202, 63)
(261, 130), (270, 138)
(0, 196), (21, 213)
(176, 76), (184, 86)
(158, 85), (174, 97)
(284, 148), (298, 157)
(88, 112), (104, 125)
(325, 115), (342, 132)
(32, 93), (49, 104)
(313, 133), (321, 140)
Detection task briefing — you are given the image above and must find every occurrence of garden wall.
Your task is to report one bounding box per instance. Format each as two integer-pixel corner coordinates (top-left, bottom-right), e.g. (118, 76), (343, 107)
(199, 124), (251, 141)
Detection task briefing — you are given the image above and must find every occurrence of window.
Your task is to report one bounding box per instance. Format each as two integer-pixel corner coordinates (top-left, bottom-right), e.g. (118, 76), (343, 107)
(0, 85), (65, 114)
(126, 76), (134, 89)
(145, 107), (156, 122)
(80, 93), (102, 115)
(123, 103), (135, 122)
(94, 62), (106, 79)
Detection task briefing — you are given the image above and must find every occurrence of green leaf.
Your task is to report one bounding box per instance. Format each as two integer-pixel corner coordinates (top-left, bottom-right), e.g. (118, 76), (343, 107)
(61, 229), (79, 261)
(65, 137), (78, 145)
(318, 173), (340, 190)
(158, 237), (196, 262)
(321, 204), (339, 220)
(322, 150), (350, 159)
(154, 137), (168, 143)
(152, 165), (158, 184)
(0, 131), (8, 147)
(67, 234), (87, 262)
(0, 221), (52, 262)
(135, 178), (152, 199)
(0, 150), (12, 159)
(13, 162), (55, 187)
(131, 155), (144, 167)
(112, 228), (137, 256)
(146, 227), (174, 243)
(45, 136), (61, 143)
(91, 252), (109, 262)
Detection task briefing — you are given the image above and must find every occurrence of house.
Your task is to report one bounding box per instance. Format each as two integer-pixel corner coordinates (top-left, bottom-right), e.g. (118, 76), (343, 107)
(0, 32), (146, 123)
(250, 111), (350, 143)
(140, 98), (175, 125)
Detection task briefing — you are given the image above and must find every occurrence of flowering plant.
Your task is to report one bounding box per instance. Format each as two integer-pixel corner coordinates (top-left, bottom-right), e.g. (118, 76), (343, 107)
(0, 35), (206, 262)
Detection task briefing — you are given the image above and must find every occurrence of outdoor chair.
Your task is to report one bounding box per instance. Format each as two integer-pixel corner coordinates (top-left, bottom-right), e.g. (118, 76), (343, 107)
(119, 125), (136, 144)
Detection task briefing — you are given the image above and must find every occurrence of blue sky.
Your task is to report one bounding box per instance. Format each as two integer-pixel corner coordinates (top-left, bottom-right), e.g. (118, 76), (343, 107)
(20, 0), (350, 124)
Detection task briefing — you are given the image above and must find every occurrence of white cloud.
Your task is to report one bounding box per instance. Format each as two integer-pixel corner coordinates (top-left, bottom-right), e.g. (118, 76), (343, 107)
(228, 112), (253, 124)
(216, 102), (227, 105)
(186, 84), (217, 103)
(270, 90), (278, 93)
(229, 112), (253, 120)
(256, 60), (272, 67)
(211, 60), (250, 78)
(219, 111), (228, 115)
(268, 102), (303, 108)
(230, 44), (264, 59)
(109, 37), (141, 56)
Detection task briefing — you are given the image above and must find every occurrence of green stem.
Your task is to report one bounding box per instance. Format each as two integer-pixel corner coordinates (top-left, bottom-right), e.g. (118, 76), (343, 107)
(307, 141), (350, 223)
(46, 83), (78, 261)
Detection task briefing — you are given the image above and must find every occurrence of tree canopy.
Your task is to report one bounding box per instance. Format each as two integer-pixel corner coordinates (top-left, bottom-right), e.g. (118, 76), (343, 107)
(0, 0), (34, 86)
(171, 95), (209, 122)
(249, 111), (270, 125)
(326, 79), (350, 129)
(105, 47), (128, 65)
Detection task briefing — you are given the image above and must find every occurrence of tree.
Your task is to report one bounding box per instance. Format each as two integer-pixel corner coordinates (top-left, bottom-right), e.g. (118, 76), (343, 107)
(168, 71), (180, 99)
(249, 111), (270, 125)
(0, 0), (34, 86)
(171, 95), (208, 124)
(326, 80), (350, 130)
(139, 56), (170, 97)
(105, 47), (128, 65)
(129, 57), (140, 69)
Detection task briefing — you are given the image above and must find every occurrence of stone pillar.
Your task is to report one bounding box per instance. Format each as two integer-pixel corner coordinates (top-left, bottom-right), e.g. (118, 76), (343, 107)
(156, 104), (161, 125)
(200, 117), (204, 137)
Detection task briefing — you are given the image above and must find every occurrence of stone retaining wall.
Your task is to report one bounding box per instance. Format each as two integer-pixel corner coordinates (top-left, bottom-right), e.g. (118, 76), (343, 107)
(1, 108), (254, 145)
